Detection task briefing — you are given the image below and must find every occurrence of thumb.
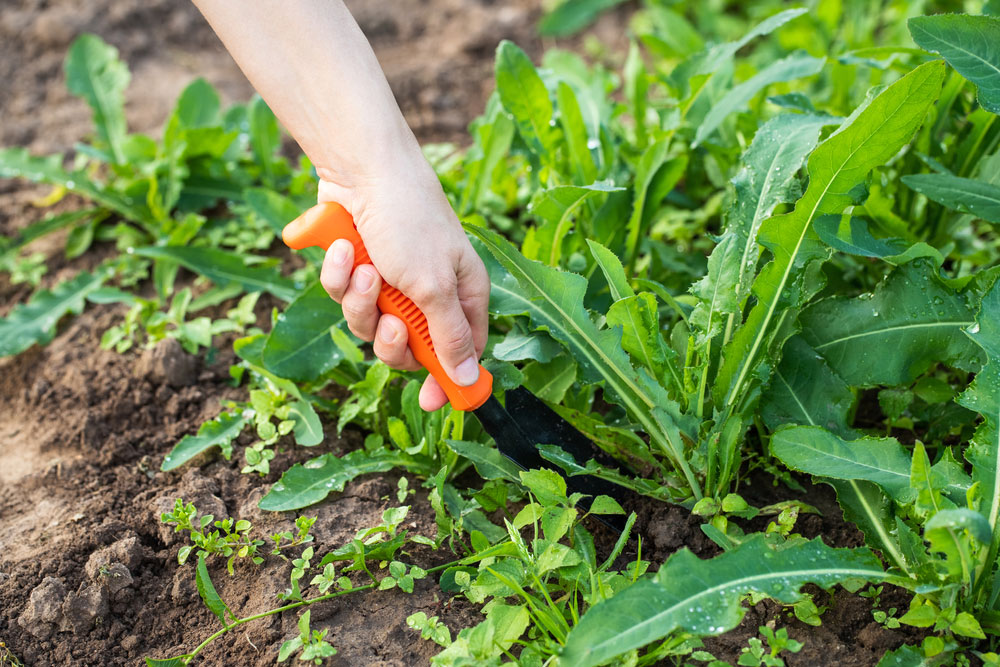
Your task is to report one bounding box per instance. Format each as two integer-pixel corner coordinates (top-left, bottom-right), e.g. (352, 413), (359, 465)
(418, 287), (481, 387)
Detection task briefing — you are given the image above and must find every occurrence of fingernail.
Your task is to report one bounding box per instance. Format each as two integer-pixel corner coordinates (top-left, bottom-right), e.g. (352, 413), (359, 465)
(455, 357), (479, 386)
(331, 242), (348, 265)
(379, 320), (398, 344)
(355, 267), (374, 292)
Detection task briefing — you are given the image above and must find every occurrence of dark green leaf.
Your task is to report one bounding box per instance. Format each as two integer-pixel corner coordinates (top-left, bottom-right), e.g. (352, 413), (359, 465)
(132, 246), (298, 301)
(162, 411), (246, 471)
(800, 261), (979, 386)
(561, 535), (884, 667)
(909, 14), (1000, 114)
(259, 449), (417, 511)
(262, 281), (347, 382)
(195, 555), (231, 626)
(0, 268), (109, 358)
(902, 173), (1000, 224)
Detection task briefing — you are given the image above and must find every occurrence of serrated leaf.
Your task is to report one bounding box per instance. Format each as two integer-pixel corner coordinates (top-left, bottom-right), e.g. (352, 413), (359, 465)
(724, 113), (836, 304)
(716, 61), (945, 407)
(195, 555), (231, 627)
(469, 224), (699, 495)
(800, 261), (979, 386)
(695, 52), (825, 146)
(0, 268), (109, 358)
(607, 292), (681, 394)
(162, 411), (246, 471)
(909, 14), (1000, 114)
(760, 335), (856, 436)
(902, 173), (1000, 224)
(262, 281), (347, 382)
(561, 535), (885, 667)
(587, 239), (634, 302)
(445, 439), (522, 482)
(132, 246), (298, 301)
(259, 449), (416, 511)
(65, 34), (129, 164)
(771, 426), (914, 503)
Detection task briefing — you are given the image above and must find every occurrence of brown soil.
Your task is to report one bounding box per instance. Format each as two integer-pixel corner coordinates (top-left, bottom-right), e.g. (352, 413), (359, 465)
(0, 1), (920, 665)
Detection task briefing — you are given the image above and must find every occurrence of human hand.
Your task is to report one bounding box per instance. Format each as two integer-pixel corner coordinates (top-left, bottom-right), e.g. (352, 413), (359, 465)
(316, 153), (490, 412)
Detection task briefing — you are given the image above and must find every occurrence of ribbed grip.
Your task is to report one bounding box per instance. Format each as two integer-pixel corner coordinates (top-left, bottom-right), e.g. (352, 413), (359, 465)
(282, 202), (493, 411)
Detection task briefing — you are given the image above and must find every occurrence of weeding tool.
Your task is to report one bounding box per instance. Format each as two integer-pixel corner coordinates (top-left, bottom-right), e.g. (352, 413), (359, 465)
(283, 203), (628, 531)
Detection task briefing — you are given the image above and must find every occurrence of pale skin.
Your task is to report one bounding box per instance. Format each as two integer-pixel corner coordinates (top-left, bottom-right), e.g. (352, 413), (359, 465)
(193, 0), (490, 411)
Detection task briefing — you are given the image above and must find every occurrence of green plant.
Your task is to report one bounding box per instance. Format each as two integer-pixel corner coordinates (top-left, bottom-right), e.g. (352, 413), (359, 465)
(737, 626), (803, 667)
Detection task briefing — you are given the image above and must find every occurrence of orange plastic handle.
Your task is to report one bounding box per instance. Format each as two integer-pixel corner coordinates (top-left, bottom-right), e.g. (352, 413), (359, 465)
(282, 202), (493, 412)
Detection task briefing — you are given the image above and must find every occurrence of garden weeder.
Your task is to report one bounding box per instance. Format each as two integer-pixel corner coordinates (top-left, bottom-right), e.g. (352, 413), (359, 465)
(284, 203), (628, 531)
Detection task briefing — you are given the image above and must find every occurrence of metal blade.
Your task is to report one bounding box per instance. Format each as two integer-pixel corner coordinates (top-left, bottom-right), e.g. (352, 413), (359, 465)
(473, 389), (628, 533)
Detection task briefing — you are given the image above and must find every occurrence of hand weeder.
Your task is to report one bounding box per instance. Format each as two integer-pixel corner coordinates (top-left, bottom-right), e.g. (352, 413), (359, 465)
(284, 202), (628, 532)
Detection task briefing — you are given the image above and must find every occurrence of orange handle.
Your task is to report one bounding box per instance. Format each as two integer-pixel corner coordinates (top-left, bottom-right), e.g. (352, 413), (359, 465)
(282, 202), (493, 412)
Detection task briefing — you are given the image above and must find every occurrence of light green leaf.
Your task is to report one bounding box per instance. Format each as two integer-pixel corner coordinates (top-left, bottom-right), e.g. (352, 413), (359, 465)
(561, 535), (885, 667)
(161, 411), (247, 471)
(144, 658), (186, 667)
(626, 141), (684, 266)
(716, 61), (945, 407)
(249, 96), (280, 185)
(289, 400), (323, 447)
(65, 34), (129, 164)
(259, 449), (417, 511)
(0, 268), (109, 358)
(492, 328), (562, 364)
(538, 0), (626, 36)
(724, 113), (836, 304)
(528, 183), (623, 265)
(695, 52), (825, 146)
(771, 426), (915, 503)
(0, 148), (153, 225)
(132, 246), (298, 301)
(689, 233), (741, 345)
(522, 355), (577, 403)
(909, 14), (1000, 114)
(902, 173), (1000, 223)
(195, 555), (231, 627)
(495, 41), (554, 155)
(800, 261), (979, 386)
(445, 439), (522, 482)
(587, 239), (634, 302)
(262, 281), (347, 382)
(607, 293), (681, 394)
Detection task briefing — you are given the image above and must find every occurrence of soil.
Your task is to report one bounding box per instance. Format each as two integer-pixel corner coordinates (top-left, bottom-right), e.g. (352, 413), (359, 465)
(0, 1), (922, 666)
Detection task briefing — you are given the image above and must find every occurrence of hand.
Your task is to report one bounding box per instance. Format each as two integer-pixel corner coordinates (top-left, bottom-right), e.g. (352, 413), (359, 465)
(316, 153), (490, 412)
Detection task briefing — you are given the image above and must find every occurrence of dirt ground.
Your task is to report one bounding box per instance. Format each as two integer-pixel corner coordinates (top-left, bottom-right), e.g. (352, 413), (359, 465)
(0, 1), (920, 665)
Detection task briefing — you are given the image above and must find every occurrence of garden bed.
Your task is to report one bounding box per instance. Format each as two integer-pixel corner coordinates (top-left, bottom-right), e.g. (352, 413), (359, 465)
(2, 1), (999, 666)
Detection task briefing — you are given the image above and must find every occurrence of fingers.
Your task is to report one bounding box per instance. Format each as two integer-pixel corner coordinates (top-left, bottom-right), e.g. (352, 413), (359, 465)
(341, 265), (381, 341)
(415, 277), (481, 388)
(418, 375), (449, 412)
(457, 251), (491, 358)
(320, 239), (355, 302)
(373, 315), (421, 372)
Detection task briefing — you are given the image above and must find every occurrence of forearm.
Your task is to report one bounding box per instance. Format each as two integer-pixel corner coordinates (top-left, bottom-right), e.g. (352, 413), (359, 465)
(193, 0), (421, 190)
